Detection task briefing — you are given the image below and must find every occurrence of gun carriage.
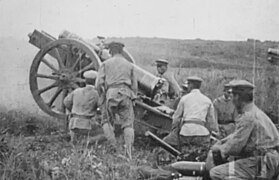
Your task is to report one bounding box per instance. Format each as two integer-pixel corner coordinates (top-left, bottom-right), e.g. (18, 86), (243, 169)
(28, 29), (173, 136)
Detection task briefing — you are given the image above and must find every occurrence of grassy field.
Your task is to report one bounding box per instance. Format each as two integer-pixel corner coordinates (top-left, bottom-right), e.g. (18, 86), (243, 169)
(1, 36), (279, 179)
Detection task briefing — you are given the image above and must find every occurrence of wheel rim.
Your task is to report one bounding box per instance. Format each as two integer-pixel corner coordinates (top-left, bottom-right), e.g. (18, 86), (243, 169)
(29, 39), (101, 119)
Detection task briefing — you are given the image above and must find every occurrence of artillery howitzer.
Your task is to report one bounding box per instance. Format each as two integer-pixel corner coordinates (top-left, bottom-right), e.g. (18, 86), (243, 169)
(145, 131), (210, 180)
(267, 48), (279, 65)
(28, 29), (174, 135)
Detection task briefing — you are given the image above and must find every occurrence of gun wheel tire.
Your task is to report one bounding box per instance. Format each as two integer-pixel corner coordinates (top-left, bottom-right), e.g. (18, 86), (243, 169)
(29, 39), (101, 119)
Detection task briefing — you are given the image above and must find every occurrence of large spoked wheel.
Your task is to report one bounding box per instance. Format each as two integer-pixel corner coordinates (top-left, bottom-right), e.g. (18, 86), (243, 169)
(30, 39), (101, 119)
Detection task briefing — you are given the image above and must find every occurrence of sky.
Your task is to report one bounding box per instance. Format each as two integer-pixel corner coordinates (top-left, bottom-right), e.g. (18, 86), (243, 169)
(1, 0), (279, 41)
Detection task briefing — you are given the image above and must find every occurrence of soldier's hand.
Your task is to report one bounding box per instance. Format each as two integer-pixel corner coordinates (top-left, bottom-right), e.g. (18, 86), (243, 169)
(211, 141), (222, 152)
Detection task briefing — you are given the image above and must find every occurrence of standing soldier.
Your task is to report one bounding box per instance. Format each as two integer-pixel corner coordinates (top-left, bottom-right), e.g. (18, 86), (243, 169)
(213, 83), (237, 138)
(163, 76), (219, 161)
(210, 80), (279, 180)
(154, 59), (181, 104)
(63, 70), (100, 144)
(96, 42), (137, 159)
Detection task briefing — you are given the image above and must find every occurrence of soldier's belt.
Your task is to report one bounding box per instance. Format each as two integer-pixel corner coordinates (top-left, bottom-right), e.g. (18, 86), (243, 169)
(183, 120), (205, 126)
(71, 114), (94, 119)
(218, 120), (235, 125)
(241, 147), (279, 158)
(107, 83), (131, 90)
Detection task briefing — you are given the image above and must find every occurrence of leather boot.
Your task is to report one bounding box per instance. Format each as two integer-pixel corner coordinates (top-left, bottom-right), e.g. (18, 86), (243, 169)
(124, 127), (134, 159)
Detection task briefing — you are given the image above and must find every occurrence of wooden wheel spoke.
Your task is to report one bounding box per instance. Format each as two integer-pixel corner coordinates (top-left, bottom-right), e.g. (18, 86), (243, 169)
(71, 53), (85, 70)
(36, 73), (58, 80)
(77, 63), (94, 75)
(41, 58), (59, 73)
(47, 87), (63, 107)
(37, 82), (58, 95)
(54, 48), (65, 68)
(64, 47), (74, 68)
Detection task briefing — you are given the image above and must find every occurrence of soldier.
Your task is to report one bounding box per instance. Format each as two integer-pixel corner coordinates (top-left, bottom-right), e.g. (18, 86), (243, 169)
(154, 59), (180, 104)
(96, 42), (137, 159)
(172, 80), (190, 110)
(210, 80), (279, 180)
(163, 76), (219, 161)
(213, 83), (237, 138)
(63, 70), (100, 144)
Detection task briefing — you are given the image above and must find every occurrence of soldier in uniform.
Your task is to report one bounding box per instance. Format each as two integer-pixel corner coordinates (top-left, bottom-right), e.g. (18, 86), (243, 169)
(154, 59), (181, 104)
(163, 76), (219, 161)
(210, 80), (279, 180)
(96, 42), (137, 159)
(213, 83), (237, 138)
(63, 70), (100, 144)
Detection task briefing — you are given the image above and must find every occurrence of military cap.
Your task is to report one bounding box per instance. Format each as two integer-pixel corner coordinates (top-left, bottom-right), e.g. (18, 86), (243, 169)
(181, 80), (189, 88)
(97, 36), (105, 40)
(224, 83), (231, 88)
(229, 79), (255, 94)
(229, 79), (255, 89)
(107, 41), (125, 50)
(155, 59), (169, 65)
(83, 70), (98, 80)
(187, 76), (203, 82)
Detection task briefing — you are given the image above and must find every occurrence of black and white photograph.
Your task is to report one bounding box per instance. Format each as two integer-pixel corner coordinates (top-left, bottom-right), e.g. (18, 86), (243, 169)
(0, 0), (279, 179)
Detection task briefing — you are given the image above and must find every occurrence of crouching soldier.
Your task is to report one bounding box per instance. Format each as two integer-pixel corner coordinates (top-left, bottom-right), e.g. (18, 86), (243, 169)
(163, 76), (219, 162)
(63, 70), (100, 144)
(209, 80), (279, 180)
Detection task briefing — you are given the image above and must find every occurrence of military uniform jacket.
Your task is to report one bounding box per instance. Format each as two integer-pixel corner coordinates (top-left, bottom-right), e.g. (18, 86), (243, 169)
(96, 54), (138, 102)
(219, 103), (279, 157)
(213, 95), (237, 124)
(157, 71), (181, 98)
(63, 85), (99, 116)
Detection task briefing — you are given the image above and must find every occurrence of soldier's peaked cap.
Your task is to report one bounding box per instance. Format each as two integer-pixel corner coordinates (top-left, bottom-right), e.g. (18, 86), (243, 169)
(187, 76), (203, 82)
(229, 79), (255, 89)
(229, 79), (255, 93)
(155, 59), (169, 65)
(83, 70), (98, 80)
(107, 41), (125, 49)
(224, 83), (231, 88)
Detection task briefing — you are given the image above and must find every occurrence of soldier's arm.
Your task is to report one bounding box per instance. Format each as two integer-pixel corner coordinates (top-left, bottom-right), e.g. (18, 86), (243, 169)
(160, 78), (169, 94)
(96, 64), (106, 95)
(219, 116), (254, 156)
(168, 73), (181, 97)
(206, 103), (219, 133)
(172, 99), (184, 129)
(131, 65), (138, 98)
(212, 99), (219, 123)
(63, 92), (74, 111)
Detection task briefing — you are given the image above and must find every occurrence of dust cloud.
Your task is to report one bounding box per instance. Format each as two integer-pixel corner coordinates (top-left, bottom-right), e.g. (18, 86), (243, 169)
(0, 37), (43, 114)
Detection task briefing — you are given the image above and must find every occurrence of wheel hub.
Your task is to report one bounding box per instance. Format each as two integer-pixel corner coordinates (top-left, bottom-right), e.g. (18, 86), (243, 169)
(59, 70), (74, 84)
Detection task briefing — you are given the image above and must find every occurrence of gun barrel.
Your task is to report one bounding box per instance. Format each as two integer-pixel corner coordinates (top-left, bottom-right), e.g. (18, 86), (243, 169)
(268, 48), (279, 56)
(145, 131), (182, 157)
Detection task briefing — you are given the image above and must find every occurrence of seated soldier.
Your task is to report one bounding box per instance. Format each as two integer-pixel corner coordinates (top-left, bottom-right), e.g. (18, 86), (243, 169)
(63, 70), (100, 144)
(163, 76), (219, 161)
(213, 83), (237, 138)
(209, 80), (279, 180)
